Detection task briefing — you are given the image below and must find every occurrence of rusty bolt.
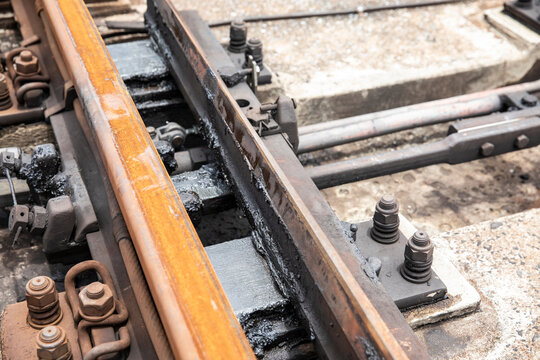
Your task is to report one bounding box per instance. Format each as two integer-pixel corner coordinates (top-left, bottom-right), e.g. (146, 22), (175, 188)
(401, 231), (434, 283)
(228, 19), (248, 53)
(514, 134), (530, 149)
(245, 38), (264, 67)
(0, 73), (8, 94)
(404, 231), (434, 262)
(26, 276), (59, 312)
(36, 326), (71, 360)
(79, 282), (115, 319)
(0, 73), (11, 110)
(15, 50), (39, 76)
(372, 194), (400, 225)
(480, 142), (495, 157)
(370, 194), (400, 244)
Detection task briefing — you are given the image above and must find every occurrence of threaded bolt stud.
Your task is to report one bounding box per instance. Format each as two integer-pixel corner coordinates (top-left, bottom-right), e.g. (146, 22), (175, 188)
(228, 19), (248, 53)
(370, 194), (400, 244)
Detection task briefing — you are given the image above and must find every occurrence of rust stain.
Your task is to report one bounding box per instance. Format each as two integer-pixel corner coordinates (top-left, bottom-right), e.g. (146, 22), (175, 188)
(41, 0), (255, 359)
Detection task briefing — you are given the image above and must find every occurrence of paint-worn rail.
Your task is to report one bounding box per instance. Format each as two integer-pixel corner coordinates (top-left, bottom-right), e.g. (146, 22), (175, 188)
(39, 0), (254, 358)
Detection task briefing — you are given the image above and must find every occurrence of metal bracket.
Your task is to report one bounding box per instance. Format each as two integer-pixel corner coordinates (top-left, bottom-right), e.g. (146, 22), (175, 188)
(344, 220), (447, 309)
(260, 96), (299, 152)
(44, 80), (76, 119)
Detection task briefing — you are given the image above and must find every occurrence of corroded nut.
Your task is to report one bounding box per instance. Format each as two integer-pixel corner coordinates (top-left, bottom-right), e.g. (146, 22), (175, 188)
(79, 282), (115, 318)
(0, 73), (8, 93)
(15, 50), (39, 75)
(26, 276), (58, 311)
(373, 210), (399, 225)
(30, 206), (48, 234)
(404, 240), (434, 262)
(36, 326), (71, 360)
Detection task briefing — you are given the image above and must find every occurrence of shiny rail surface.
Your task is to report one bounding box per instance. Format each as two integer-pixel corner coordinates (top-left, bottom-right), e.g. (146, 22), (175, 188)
(39, 0), (255, 358)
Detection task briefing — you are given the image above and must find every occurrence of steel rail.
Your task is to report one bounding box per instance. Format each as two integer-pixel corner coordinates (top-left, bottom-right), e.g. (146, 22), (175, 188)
(39, 0), (255, 358)
(146, 1), (428, 358)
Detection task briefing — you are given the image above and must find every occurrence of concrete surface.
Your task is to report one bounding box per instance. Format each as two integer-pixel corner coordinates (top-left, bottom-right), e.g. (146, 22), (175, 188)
(415, 209), (540, 360)
(171, 0), (540, 124)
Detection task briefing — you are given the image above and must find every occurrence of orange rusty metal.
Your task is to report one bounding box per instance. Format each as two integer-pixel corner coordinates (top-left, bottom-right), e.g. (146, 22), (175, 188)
(1, 294), (83, 360)
(39, 0), (255, 359)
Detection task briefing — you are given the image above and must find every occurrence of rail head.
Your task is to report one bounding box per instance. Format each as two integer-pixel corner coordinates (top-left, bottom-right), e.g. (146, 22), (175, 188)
(39, 0), (255, 358)
(146, 0), (427, 358)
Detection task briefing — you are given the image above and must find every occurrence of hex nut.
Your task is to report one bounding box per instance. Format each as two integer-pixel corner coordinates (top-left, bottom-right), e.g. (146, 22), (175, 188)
(480, 142), (495, 156)
(26, 276), (58, 311)
(373, 195), (399, 225)
(36, 326), (71, 360)
(515, 134), (530, 149)
(15, 50), (39, 75)
(0, 151), (16, 172)
(30, 206), (48, 234)
(79, 282), (115, 318)
(373, 210), (399, 225)
(0, 73), (8, 94)
(404, 236), (434, 263)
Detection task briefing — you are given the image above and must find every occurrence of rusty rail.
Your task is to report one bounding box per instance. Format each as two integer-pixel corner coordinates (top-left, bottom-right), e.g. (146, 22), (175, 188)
(39, 0), (255, 358)
(146, 1), (429, 358)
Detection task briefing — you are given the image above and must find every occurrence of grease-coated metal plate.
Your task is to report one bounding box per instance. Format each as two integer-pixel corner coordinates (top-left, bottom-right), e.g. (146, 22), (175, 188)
(504, 0), (540, 33)
(349, 220), (447, 309)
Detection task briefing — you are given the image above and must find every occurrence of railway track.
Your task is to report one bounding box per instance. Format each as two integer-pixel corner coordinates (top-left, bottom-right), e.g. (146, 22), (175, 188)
(0, 0), (538, 359)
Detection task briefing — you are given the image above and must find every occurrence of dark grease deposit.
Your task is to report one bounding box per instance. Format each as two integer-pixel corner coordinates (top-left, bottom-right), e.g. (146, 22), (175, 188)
(19, 144), (64, 197)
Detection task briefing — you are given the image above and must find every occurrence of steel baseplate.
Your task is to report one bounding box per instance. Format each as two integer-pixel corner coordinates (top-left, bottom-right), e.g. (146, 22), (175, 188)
(344, 220), (447, 310)
(344, 215), (481, 328)
(504, 0), (540, 33)
(399, 216), (481, 328)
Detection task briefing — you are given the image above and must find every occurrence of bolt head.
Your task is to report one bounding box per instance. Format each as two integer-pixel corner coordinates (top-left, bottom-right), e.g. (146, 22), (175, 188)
(515, 134), (530, 149)
(15, 51), (39, 75)
(79, 282), (114, 318)
(36, 326), (70, 360)
(480, 142), (495, 156)
(0, 151), (16, 171)
(26, 276), (58, 311)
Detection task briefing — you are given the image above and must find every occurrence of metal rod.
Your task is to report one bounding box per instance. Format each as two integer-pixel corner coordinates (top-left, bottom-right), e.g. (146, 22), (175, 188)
(4, 169), (16, 205)
(0, 108), (44, 127)
(308, 111), (540, 189)
(299, 79), (540, 136)
(208, 0), (464, 27)
(297, 95), (502, 153)
(105, 0), (465, 30)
